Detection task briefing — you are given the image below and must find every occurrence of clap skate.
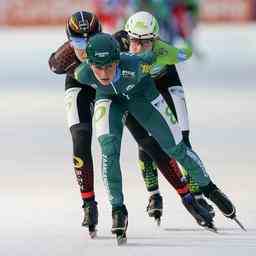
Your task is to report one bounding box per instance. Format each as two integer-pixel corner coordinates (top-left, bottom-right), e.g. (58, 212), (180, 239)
(146, 193), (163, 226)
(182, 193), (217, 233)
(82, 200), (98, 238)
(194, 194), (215, 218)
(207, 188), (246, 231)
(111, 205), (128, 246)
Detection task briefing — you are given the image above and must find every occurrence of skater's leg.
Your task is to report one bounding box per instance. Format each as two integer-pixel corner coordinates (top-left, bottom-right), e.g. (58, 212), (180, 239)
(160, 84), (215, 214)
(160, 81), (235, 219)
(129, 88), (211, 188)
(125, 113), (189, 196)
(128, 87), (216, 227)
(94, 99), (125, 208)
(70, 123), (94, 201)
(134, 84), (237, 223)
(138, 149), (159, 194)
(65, 83), (98, 233)
(138, 147), (163, 222)
(94, 98), (129, 240)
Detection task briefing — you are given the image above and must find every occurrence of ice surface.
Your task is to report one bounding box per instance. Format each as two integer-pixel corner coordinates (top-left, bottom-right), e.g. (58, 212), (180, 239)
(0, 24), (255, 255)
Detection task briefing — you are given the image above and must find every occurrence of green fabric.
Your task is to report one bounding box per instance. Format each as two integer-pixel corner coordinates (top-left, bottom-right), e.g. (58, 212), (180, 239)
(153, 39), (192, 66)
(139, 159), (158, 192)
(180, 165), (200, 193)
(170, 142), (210, 187)
(99, 134), (124, 208)
(75, 52), (210, 208)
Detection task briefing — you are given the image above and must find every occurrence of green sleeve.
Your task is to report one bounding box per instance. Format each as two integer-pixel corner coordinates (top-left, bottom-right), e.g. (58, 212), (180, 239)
(153, 40), (192, 66)
(74, 62), (90, 85)
(137, 51), (156, 64)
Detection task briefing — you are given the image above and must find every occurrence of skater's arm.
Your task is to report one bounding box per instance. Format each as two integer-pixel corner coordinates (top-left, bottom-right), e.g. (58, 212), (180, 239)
(48, 41), (80, 76)
(153, 40), (192, 66)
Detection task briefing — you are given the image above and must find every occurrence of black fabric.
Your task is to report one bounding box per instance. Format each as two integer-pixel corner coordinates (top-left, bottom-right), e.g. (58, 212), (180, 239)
(66, 75), (95, 199)
(200, 181), (218, 198)
(154, 65), (182, 90)
(182, 130), (192, 148)
(70, 123), (94, 197)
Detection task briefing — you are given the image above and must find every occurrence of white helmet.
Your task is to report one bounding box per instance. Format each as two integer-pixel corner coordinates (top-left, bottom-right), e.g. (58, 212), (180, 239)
(125, 11), (159, 39)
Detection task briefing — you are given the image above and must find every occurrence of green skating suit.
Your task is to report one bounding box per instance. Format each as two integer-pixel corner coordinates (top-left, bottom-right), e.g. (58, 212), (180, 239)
(75, 41), (211, 208)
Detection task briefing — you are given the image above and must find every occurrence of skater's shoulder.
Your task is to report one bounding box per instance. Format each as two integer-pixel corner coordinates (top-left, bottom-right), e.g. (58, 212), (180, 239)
(119, 53), (141, 73)
(120, 52), (140, 64)
(74, 61), (94, 84)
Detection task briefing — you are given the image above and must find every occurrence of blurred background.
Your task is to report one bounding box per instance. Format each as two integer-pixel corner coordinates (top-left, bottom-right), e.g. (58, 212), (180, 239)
(1, 0), (256, 27)
(1, 1), (256, 255)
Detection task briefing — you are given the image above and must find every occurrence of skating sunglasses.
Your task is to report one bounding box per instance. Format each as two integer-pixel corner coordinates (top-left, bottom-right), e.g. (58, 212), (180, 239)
(129, 37), (154, 46)
(70, 36), (87, 49)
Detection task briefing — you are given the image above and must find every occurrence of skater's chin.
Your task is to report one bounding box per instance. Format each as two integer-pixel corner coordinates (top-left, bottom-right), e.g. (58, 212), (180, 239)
(99, 79), (111, 86)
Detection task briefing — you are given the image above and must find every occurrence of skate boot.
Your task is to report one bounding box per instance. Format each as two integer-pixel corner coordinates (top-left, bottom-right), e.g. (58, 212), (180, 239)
(82, 200), (98, 238)
(208, 189), (236, 218)
(146, 193), (163, 226)
(111, 205), (128, 246)
(182, 193), (217, 232)
(194, 193), (215, 218)
(202, 182), (236, 218)
(202, 183), (246, 231)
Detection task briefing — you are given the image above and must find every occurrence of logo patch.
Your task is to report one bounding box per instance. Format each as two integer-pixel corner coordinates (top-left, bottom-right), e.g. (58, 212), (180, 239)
(177, 49), (187, 61)
(122, 70), (135, 78)
(140, 64), (152, 74)
(165, 107), (177, 124)
(156, 48), (168, 56)
(95, 52), (110, 58)
(94, 106), (106, 122)
(73, 156), (84, 168)
(126, 84), (135, 91)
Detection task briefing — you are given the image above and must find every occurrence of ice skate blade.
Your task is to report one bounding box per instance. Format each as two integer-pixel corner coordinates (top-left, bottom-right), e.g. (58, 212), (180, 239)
(198, 221), (218, 233)
(116, 230), (127, 246)
(233, 217), (246, 231)
(155, 217), (161, 226)
(117, 236), (127, 246)
(89, 230), (97, 239)
(88, 225), (97, 238)
(204, 225), (218, 233)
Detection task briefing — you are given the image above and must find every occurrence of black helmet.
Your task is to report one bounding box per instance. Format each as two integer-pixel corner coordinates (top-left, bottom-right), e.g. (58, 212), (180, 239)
(112, 30), (130, 52)
(86, 33), (120, 66)
(66, 11), (102, 40)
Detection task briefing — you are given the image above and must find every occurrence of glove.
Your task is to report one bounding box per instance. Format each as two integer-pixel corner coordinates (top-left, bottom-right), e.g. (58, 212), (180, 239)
(48, 41), (80, 76)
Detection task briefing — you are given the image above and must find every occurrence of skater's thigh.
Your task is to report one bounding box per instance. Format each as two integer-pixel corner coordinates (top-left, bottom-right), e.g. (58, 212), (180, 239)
(65, 86), (94, 128)
(94, 98), (126, 139)
(128, 95), (182, 150)
(125, 113), (149, 141)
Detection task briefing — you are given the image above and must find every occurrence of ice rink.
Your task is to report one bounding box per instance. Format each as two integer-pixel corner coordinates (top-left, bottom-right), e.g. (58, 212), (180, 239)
(1, 24), (256, 255)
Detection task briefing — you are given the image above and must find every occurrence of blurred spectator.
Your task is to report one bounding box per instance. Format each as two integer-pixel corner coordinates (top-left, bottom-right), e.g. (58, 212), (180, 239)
(91, 0), (131, 31)
(131, 0), (175, 42)
(172, 1), (200, 45)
